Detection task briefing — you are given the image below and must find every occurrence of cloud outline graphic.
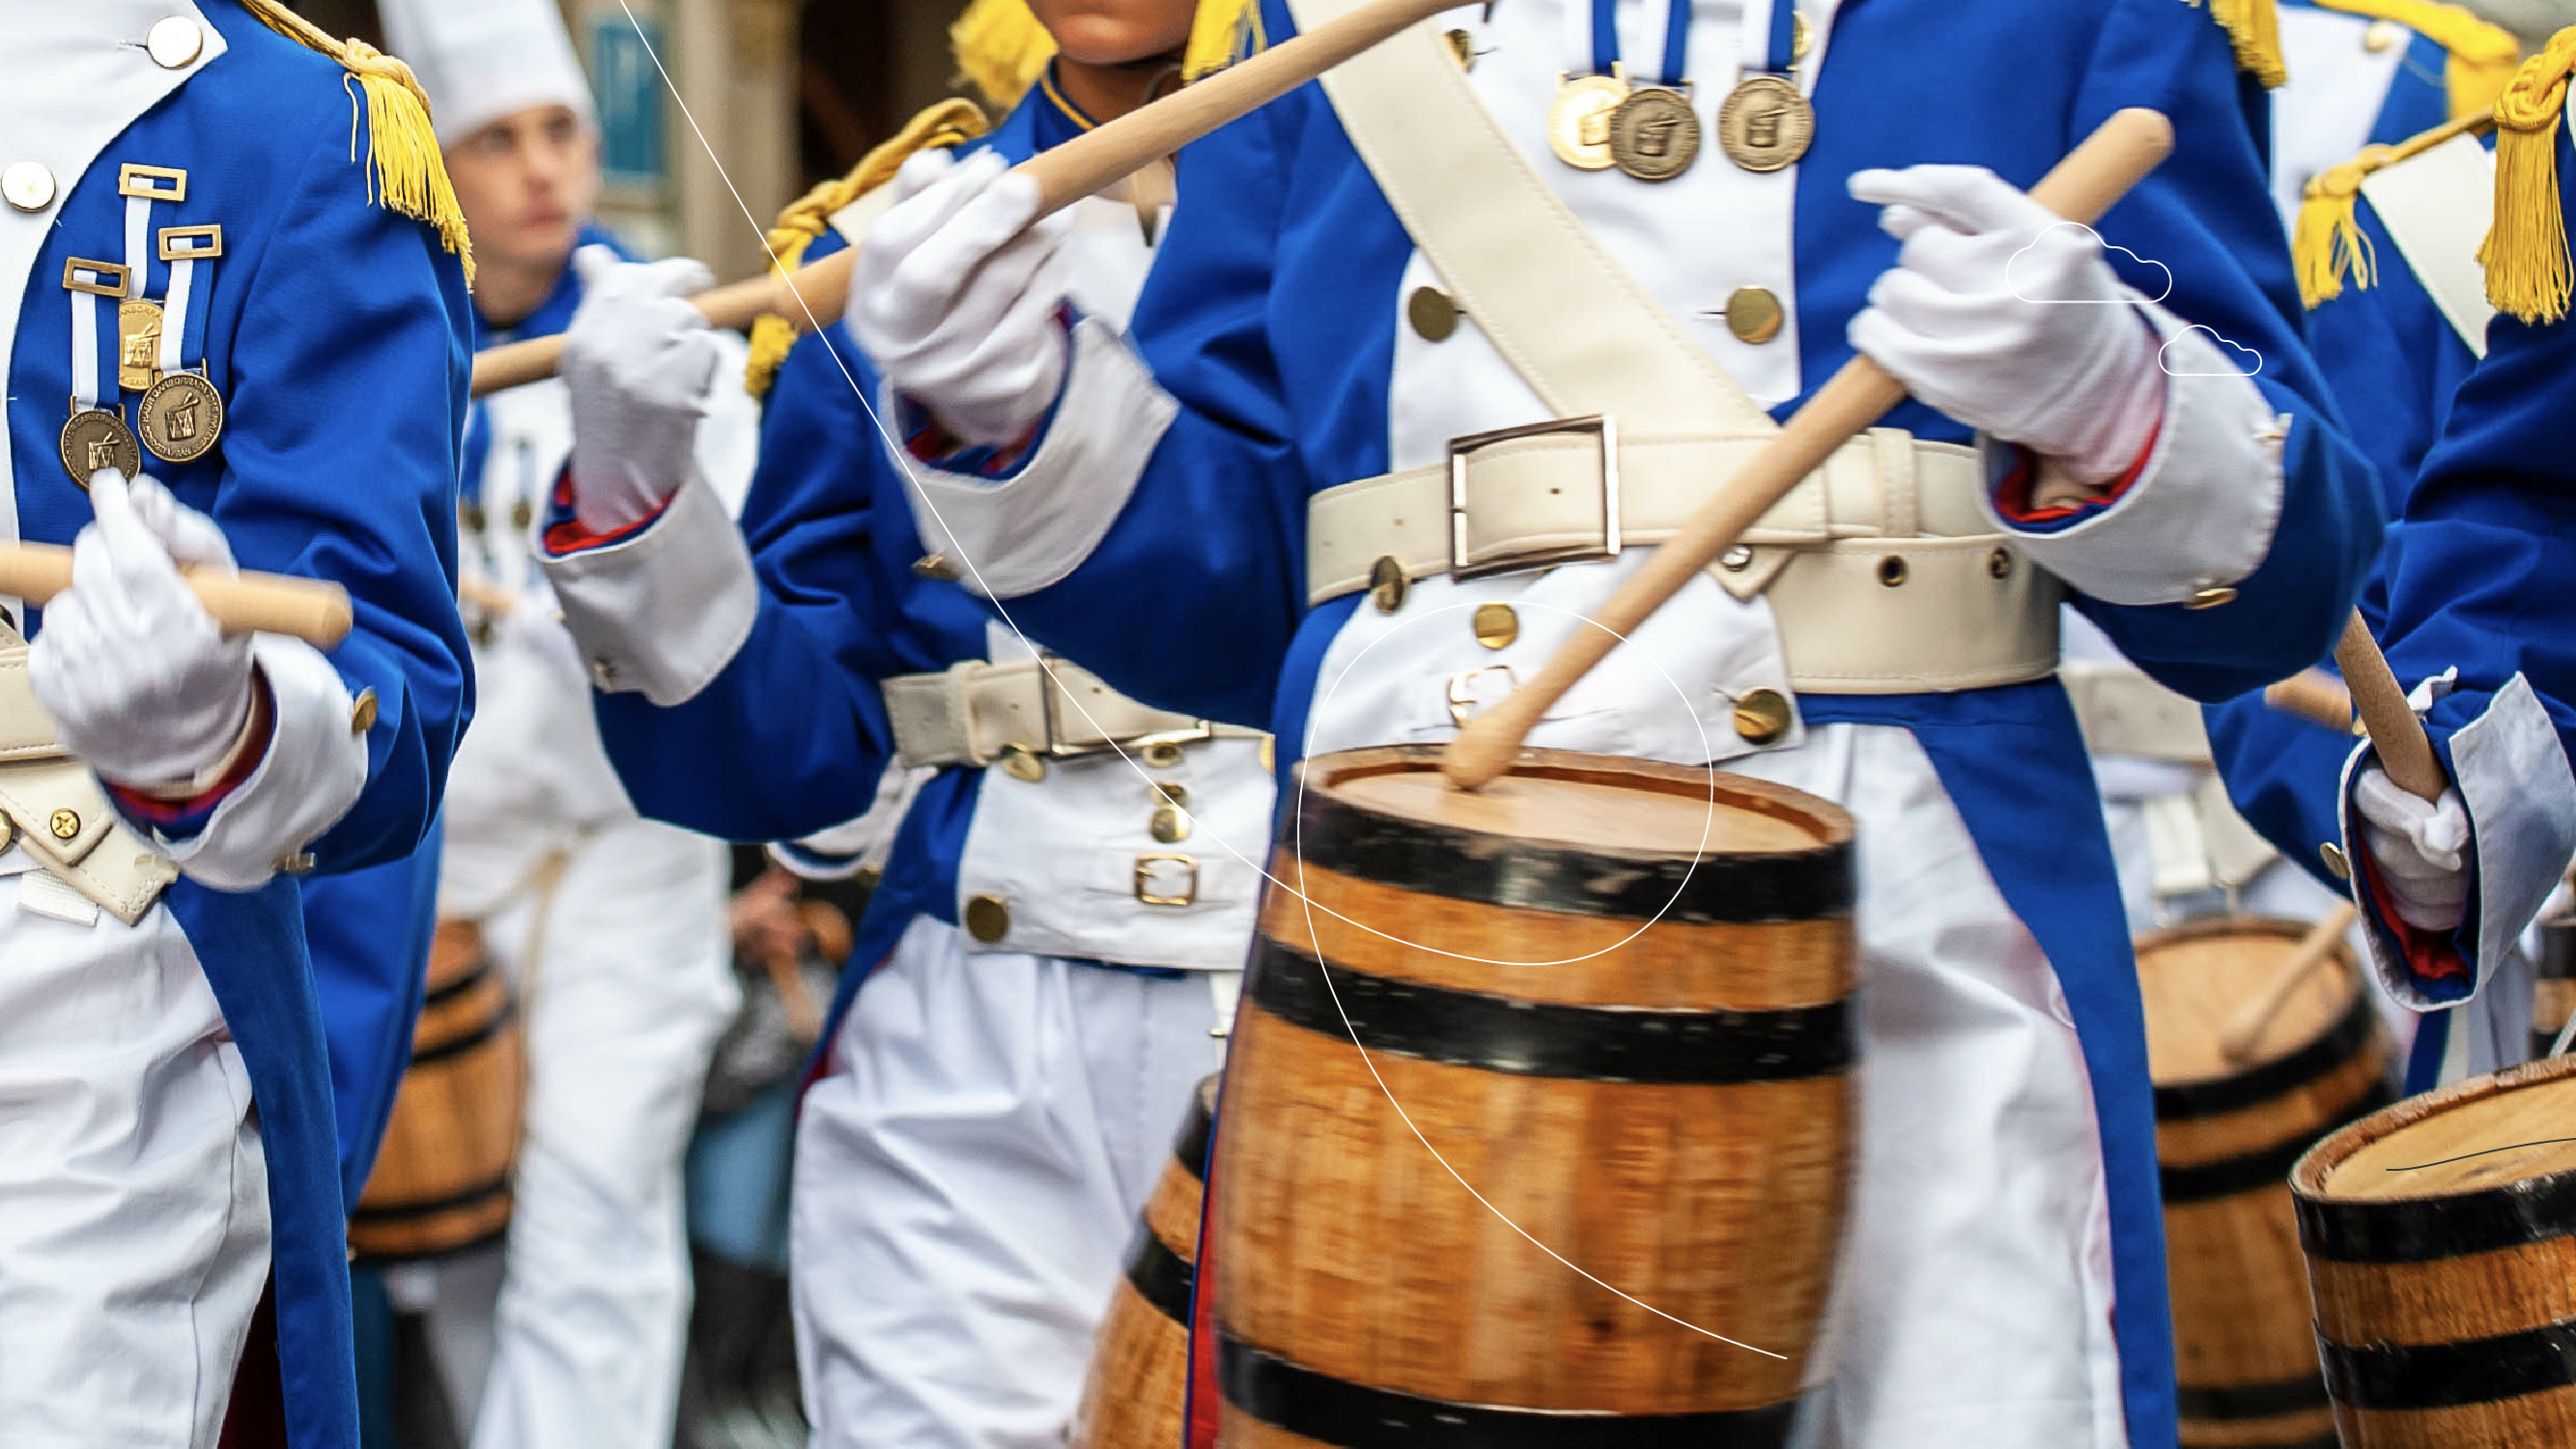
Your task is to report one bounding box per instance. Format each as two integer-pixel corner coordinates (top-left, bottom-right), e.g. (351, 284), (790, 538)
(2158, 323), (2263, 378)
(2007, 221), (2174, 305)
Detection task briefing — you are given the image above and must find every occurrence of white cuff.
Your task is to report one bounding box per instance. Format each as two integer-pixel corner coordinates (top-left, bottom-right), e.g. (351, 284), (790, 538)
(542, 468), (758, 707)
(2339, 672), (2576, 1010)
(897, 316), (1176, 599)
(1979, 303), (2284, 607)
(156, 635), (369, 891)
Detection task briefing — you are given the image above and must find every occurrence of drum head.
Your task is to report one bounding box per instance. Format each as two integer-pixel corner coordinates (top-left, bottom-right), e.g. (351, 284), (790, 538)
(2135, 917), (2361, 1084)
(2305, 1054), (2576, 1203)
(1309, 746), (1844, 861)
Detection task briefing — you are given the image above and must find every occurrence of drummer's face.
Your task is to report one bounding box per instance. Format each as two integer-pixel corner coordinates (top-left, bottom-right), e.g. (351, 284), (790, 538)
(1026, 0), (1198, 69)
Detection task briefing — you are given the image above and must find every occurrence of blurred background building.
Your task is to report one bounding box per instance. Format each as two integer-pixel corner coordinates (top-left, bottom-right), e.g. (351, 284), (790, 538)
(293, 0), (971, 281)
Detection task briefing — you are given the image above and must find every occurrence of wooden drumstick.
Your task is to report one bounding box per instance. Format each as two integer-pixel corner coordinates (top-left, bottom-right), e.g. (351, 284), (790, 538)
(0, 543), (353, 647)
(2335, 611), (2449, 802)
(1441, 107), (2178, 790)
(2218, 900), (2362, 1064)
(2264, 667), (2355, 732)
(469, 0), (1469, 400)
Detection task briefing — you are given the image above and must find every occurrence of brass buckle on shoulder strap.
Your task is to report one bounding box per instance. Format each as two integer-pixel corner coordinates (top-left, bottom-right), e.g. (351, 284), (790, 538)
(1447, 413), (1622, 581)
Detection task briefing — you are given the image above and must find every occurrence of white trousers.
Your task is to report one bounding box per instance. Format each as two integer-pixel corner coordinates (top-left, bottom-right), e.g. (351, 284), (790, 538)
(790, 917), (1224, 1448)
(0, 867), (269, 1448)
(419, 814), (736, 1449)
(1726, 724), (2130, 1449)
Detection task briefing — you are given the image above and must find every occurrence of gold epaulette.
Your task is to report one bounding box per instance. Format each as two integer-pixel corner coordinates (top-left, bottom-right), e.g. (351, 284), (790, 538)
(2189, 0), (2288, 90)
(240, 0), (473, 284)
(2294, 107), (2499, 308)
(2315, 1), (2520, 117)
(2480, 25), (2576, 323)
(744, 99), (991, 399)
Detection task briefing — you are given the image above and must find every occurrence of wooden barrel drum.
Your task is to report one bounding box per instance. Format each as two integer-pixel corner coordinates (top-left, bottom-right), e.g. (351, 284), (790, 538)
(1071, 1074), (1218, 1448)
(1211, 746), (1858, 1445)
(2534, 915), (2575, 1061)
(2292, 1052), (2576, 1446)
(349, 921), (528, 1262)
(2137, 916), (2394, 1449)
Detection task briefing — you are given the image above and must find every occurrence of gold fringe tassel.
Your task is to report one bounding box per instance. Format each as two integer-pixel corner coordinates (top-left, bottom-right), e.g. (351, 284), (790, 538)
(2314, 0), (2519, 117)
(2291, 107), (2500, 307)
(2190, 0), (2288, 89)
(950, 0), (1057, 110)
(2479, 26), (2576, 323)
(744, 99), (991, 398)
(241, 0), (473, 283)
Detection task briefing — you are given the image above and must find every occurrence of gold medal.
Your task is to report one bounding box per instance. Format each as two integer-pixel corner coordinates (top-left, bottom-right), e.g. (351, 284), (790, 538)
(1609, 85), (1702, 182)
(137, 370), (224, 464)
(1717, 73), (1815, 173)
(117, 298), (163, 393)
(1547, 71), (1629, 171)
(60, 407), (140, 487)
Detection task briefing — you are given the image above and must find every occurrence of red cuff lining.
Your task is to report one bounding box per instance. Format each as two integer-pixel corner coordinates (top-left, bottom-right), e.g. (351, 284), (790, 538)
(1992, 415), (2165, 525)
(540, 467), (668, 555)
(109, 729), (266, 824)
(2353, 838), (2471, 984)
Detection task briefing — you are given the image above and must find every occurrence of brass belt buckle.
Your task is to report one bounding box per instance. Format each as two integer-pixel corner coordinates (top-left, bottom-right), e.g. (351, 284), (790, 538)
(1134, 852), (1200, 906)
(1036, 655), (1212, 762)
(1447, 665), (1518, 726)
(1447, 413), (1622, 581)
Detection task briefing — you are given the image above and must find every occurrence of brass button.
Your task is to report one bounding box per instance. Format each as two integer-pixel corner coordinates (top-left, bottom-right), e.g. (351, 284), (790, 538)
(999, 745), (1045, 782)
(1472, 602), (1518, 650)
(1260, 737), (1275, 773)
(964, 894), (1010, 943)
(912, 553), (961, 581)
(48, 809), (80, 841)
(2319, 842), (2352, 881)
(1987, 547), (2015, 581)
(510, 499), (536, 533)
(2, 160), (56, 213)
(1445, 27), (1475, 68)
(1142, 741), (1185, 769)
(350, 688), (379, 734)
(460, 501), (489, 532)
(1720, 544), (1754, 572)
(146, 15), (206, 69)
(1407, 286), (1459, 343)
(1723, 286), (1784, 345)
(0, 815), (14, 851)
(2364, 18), (2402, 52)
(1369, 554), (1408, 613)
(1153, 782), (1189, 807)
(1877, 555), (1908, 587)
(2186, 584), (2238, 611)
(590, 658), (619, 689)
(1151, 804), (1191, 843)
(1733, 688), (1793, 747)
(853, 864), (885, 892)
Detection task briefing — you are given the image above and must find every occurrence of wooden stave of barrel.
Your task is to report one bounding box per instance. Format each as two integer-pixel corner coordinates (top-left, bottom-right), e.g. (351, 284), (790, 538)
(349, 921), (527, 1263)
(2291, 1052), (2576, 1447)
(2137, 916), (2395, 1449)
(2534, 915), (2575, 1062)
(1071, 1074), (1218, 1448)
(1210, 746), (1858, 1447)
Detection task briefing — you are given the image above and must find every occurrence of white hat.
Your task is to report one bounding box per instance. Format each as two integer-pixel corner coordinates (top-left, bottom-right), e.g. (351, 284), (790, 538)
(380, 0), (597, 148)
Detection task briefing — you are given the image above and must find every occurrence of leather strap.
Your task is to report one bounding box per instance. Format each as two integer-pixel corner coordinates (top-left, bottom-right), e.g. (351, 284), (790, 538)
(2062, 661), (2215, 767)
(1286, 0), (1770, 433)
(0, 636), (174, 923)
(2361, 130), (2496, 358)
(883, 657), (1263, 770)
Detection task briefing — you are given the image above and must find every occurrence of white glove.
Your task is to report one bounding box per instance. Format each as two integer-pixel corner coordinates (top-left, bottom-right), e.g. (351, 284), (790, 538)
(561, 246), (722, 534)
(846, 149), (1073, 447)
(1848, 165), (2166, 485)
(2353, 765), (2474, 932)
(30, 470), (257, 789)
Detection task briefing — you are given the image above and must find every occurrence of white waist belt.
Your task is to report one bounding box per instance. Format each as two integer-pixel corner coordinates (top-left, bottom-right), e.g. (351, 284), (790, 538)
(2062, 662), (2215, 767)
(884, 656), (1264, 770)
(1307, 419), (2063, 695)
(0, 639), (176, 924)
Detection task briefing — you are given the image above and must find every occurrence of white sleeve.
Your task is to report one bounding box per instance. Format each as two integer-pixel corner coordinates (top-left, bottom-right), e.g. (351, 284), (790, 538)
(896, 316), (1177, 600)
(540, 468), (759, 707)
(1979, 302), (2286, 607)
(152, 635), (367, 891)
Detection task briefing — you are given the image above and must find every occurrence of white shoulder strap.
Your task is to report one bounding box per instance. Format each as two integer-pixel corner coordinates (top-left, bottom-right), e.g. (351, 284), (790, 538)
(2359, 132), (2496, 358)
(1282, 0), (1772, 434)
